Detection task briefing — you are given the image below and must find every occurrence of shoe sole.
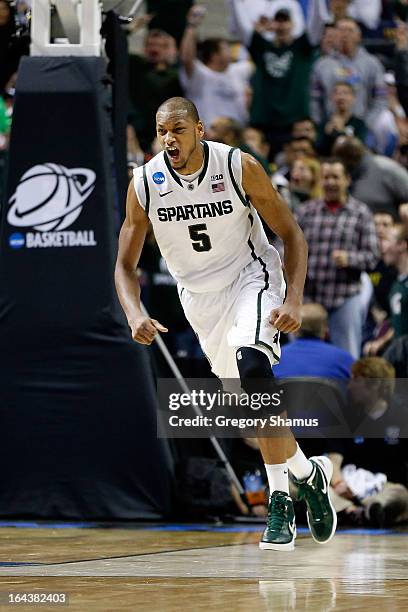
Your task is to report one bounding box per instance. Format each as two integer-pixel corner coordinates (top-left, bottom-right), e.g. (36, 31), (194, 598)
(307, 456), (337, 545)
(259, 540), (295, 551)
(259, 527), (297, 551)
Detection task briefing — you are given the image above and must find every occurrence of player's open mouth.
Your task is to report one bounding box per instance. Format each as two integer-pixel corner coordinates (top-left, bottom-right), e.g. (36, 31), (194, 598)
(166, 146), (180, 163)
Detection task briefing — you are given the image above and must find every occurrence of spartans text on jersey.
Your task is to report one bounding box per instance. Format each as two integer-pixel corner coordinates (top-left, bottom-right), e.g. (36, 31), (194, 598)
(157, 200), (233, 222)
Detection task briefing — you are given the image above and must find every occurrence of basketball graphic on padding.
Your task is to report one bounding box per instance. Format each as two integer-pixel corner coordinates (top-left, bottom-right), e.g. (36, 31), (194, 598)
(7, 163), (96, 232)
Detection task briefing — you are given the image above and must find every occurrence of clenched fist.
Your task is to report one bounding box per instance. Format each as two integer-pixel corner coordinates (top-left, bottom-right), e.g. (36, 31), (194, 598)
(129, 316), (168, 345)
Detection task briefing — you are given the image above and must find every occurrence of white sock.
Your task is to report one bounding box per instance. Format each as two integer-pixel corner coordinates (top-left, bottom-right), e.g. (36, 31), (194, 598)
(287, 443), (313, 481)
(264, 463), (289, 495)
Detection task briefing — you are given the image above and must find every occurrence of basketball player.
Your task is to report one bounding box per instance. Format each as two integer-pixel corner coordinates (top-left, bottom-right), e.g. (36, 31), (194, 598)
(115, 97), (337, 551)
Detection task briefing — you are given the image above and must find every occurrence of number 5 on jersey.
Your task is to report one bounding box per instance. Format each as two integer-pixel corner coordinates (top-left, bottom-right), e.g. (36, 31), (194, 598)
(188, 223), (212, 252)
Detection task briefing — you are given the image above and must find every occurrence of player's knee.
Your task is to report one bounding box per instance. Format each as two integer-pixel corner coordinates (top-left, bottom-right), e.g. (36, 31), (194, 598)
(236, 347), (273, 393)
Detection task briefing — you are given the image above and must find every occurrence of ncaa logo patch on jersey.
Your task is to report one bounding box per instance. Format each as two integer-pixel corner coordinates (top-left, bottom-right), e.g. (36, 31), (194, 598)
(153, 172), (165, 185)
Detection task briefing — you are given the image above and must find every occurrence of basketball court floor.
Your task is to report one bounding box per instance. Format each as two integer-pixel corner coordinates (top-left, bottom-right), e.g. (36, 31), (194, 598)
(0, 522), (406, 610)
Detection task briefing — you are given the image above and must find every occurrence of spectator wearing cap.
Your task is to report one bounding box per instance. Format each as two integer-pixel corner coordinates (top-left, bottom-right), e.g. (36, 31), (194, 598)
(317, 81), (367, 155)
(226, 0), (307, 42)
(311, 17), (390, 154)
(273, 303), (354, 379)
(179, 5), (252, 129)
(230, 0), (325, 156)
(333, 136), (408, 223)
(296, 158), (379, 358)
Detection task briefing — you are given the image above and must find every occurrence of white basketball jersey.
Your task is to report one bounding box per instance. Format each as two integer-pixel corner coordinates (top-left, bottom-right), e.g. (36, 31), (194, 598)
(133, 141), (281, 292)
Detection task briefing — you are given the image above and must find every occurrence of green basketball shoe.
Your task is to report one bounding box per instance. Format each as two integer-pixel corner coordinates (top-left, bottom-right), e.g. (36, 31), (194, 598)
(294, 456), (337, 544)
(259, 490), (296, 551)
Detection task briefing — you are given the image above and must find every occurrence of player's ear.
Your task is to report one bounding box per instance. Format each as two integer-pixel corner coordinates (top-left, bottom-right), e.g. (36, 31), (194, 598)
(197, 120), (205, 139)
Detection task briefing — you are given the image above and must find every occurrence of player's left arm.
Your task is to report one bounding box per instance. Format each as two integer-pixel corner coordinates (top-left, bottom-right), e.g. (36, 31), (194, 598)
(241, 153), (308, 334)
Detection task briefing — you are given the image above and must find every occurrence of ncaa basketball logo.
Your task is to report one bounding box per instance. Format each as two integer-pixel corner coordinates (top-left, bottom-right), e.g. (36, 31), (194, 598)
(7, 163), (96, 232)
(153, 172), (165, 185)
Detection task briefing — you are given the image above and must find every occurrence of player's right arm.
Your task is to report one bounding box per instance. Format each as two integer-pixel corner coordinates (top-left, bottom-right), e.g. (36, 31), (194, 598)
(115, 180), (168, 345)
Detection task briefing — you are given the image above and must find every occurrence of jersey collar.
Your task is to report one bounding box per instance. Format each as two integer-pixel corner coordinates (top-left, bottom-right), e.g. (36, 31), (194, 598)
(164, 141), (209, 188)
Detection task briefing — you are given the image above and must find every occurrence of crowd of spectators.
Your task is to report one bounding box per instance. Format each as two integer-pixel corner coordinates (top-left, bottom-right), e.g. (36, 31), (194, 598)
(1, 0), (408, 526)
(125, 1), (408, 370)
(129, 1), (408, 526)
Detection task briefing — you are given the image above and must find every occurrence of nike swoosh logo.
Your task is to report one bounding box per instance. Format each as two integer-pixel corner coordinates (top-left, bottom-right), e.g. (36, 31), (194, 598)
(288, 519), (296, 535)
(317, 463), (328, 494)
(159, 190), (173, 197)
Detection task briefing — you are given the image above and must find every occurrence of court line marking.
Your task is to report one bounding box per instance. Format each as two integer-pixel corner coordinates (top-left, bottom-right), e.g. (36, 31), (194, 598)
(0, 542), (256, 568)
(4, 527), (407, 569)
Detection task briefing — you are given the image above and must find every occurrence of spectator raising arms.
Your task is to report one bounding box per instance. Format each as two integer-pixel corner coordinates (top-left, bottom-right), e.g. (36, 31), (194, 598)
(179, 5), (252, 128)
(226, 0), (307, 43)
(230, 0), (326, 156)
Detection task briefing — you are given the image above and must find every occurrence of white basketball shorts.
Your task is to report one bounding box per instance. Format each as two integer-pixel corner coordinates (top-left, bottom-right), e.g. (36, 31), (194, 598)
(178, 246), (286, 379)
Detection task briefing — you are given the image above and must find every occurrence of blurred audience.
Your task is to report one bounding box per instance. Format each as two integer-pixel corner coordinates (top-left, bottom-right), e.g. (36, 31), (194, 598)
(369, 211), (398, 317)
(291, 117), (318, 143)
(274, 136), (317, 179)
(180, 5), (252, 129)
(311, 18), (391, 154)
(296, 158), (379, 357)
(327, 357), (408, 527)
(128, 29), (183, 152)
(274, 303), (354, 379)
(146, 0), (193, 45)
(327, 0), (382, 31)
(317, 82), (367, 154)
(242, 127), (271, 166)
(206, 117), (270, 173)
(364, 223), (408, 355)
(231, 1), (324, 156)
(288, 157), (322, 209)
(0, 0), (29, 93)
(333, 135), (408, 221)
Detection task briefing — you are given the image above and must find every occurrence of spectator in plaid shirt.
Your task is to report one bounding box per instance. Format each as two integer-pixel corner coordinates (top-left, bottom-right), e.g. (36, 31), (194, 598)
(296, 158), (379, 357)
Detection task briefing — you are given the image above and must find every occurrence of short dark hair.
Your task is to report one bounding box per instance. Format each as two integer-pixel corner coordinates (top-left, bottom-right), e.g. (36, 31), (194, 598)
(287, 136), (316, 149)
(320, 157), (350, 176)
(199, 38), (226, 64)
(146, 28), (171, 40)
(156, 97), (200, 123)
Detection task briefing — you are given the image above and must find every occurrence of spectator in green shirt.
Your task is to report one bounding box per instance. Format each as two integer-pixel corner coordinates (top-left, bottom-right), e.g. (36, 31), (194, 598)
(229, 2), (325, 157)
